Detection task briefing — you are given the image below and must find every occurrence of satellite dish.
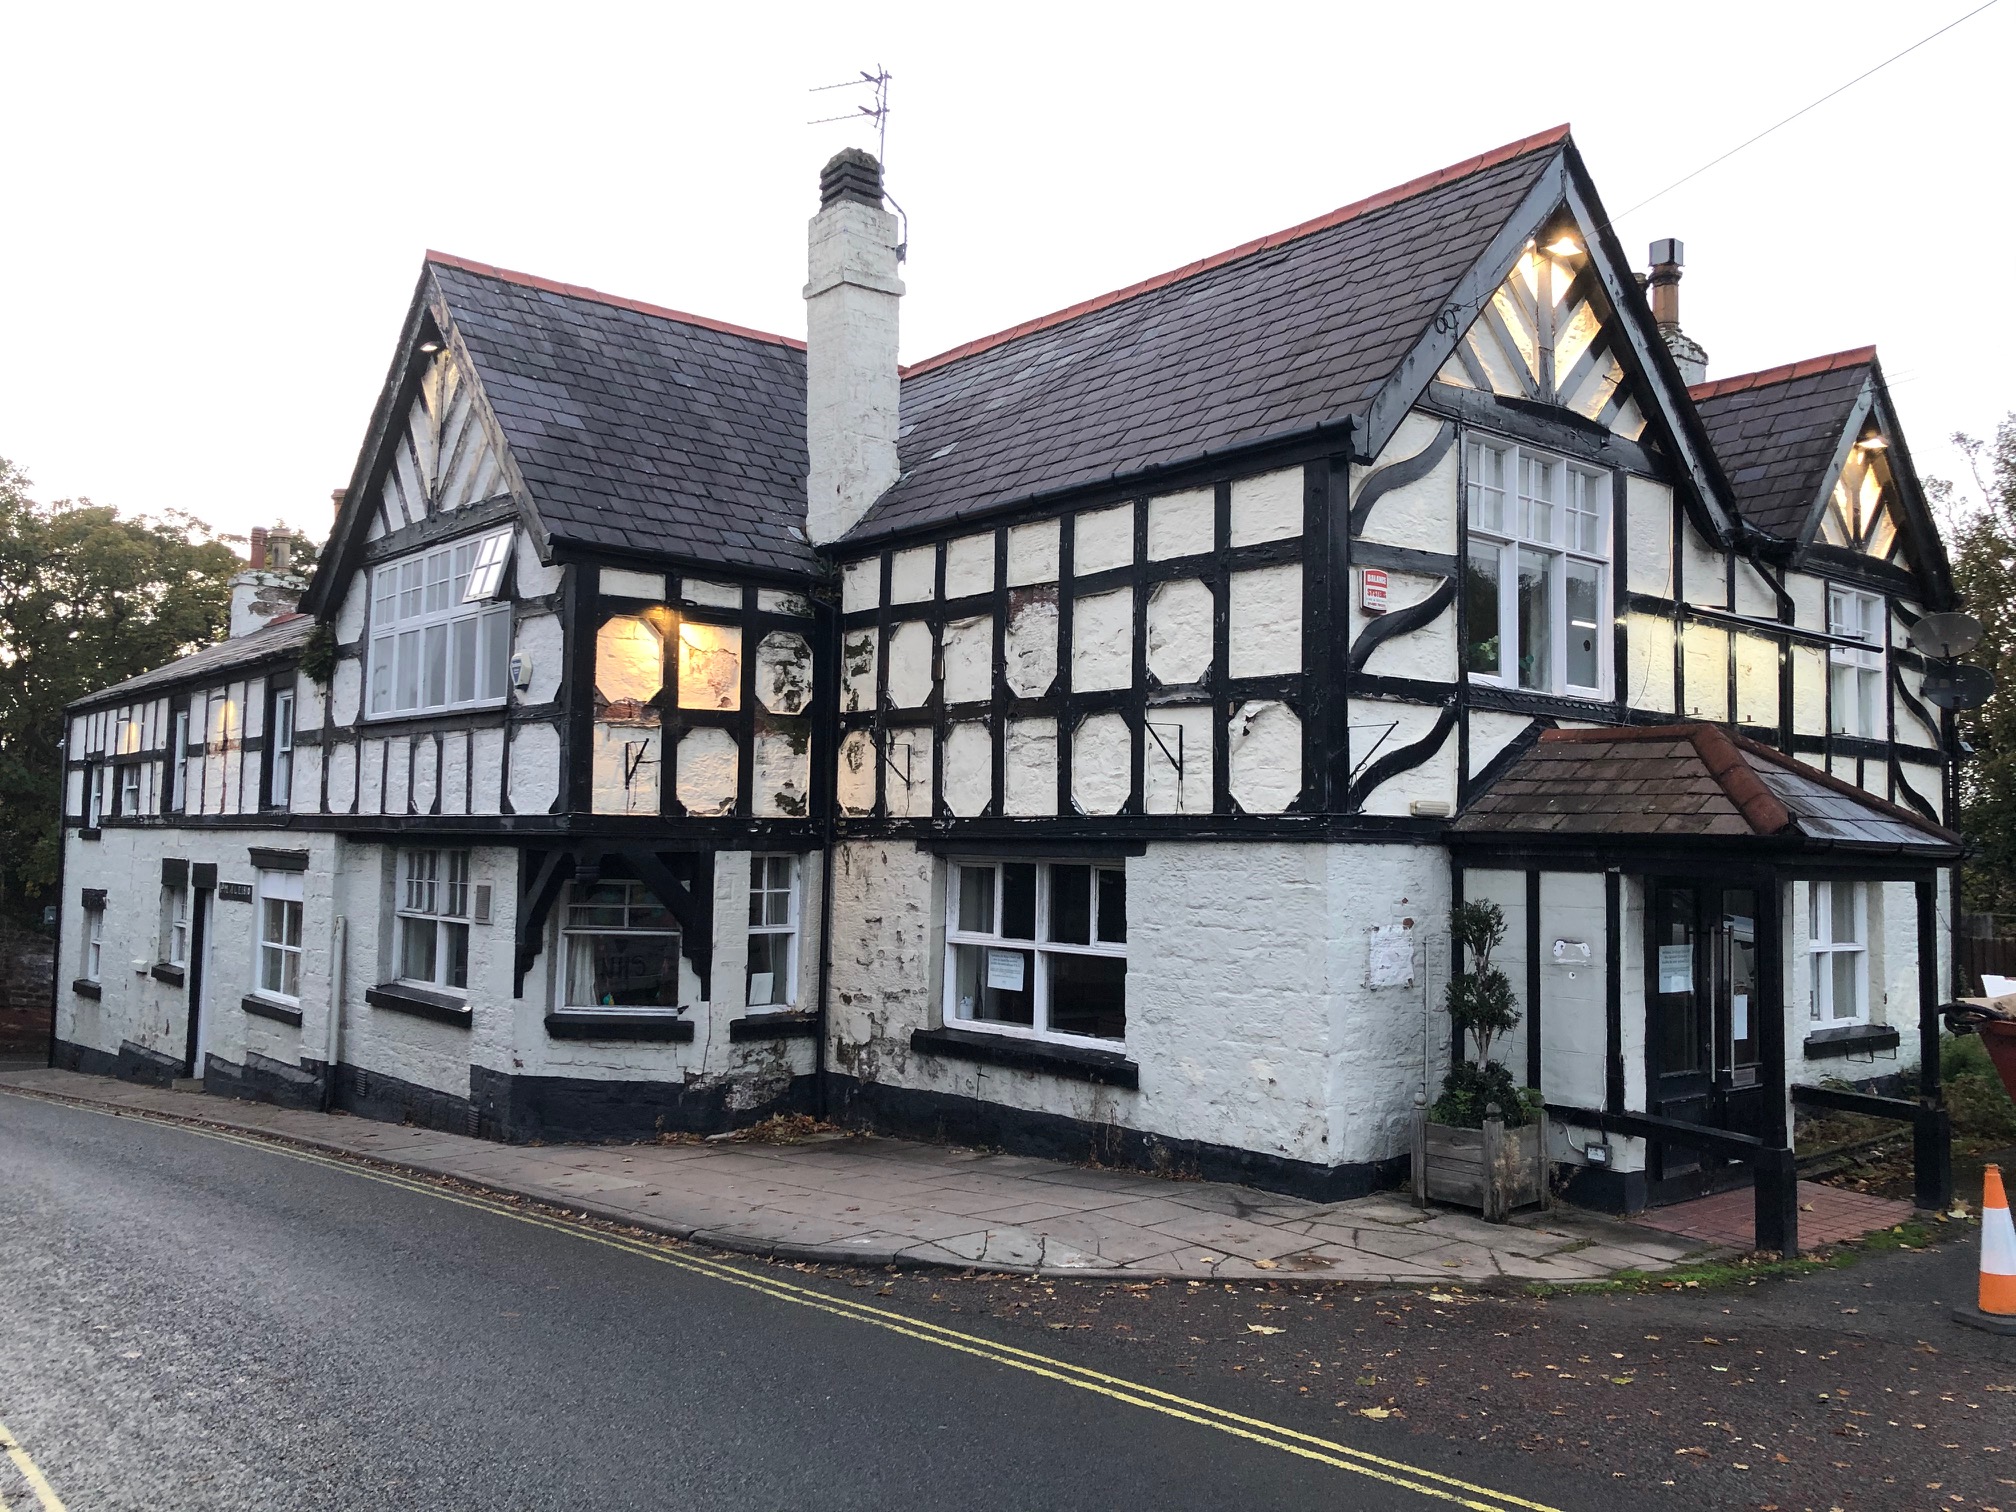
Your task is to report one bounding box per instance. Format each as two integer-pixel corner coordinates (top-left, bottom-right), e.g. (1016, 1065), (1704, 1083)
(1921, 663), (1997, 712)
(1909, 611), (1985, 660)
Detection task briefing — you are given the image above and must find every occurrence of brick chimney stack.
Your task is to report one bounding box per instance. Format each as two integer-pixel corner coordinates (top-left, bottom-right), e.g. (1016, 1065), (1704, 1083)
(1647, 238), (1709, 386)
(248, 525), (269, 570)
(229, 524), (303, 638)
(804, 148), (904, 546)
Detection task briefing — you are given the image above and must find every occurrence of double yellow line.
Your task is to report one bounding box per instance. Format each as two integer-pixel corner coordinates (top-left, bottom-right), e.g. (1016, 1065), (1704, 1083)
(7, 1091), (1565, 1512)
(0, 1416), (68, 1512)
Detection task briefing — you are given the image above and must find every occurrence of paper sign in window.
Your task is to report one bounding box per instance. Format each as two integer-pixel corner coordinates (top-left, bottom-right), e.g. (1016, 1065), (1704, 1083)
(1732, 992), (1750, 1041)
(986, 948), (1026, 993)
(748, 972), (774, 1006)
(1657, 944), (1693, 995)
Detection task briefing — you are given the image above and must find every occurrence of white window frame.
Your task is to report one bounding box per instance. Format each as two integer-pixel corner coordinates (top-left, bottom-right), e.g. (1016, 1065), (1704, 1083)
(82, 903), (104, 983)
(1828, 588), (1886, 740)
(1808, 880), (1869, 1026)
(118, 761), (140, 817)
(269, 687), (295, 807)
(746, 854), (799, 1010)
(395, 849), (471, 993)
(160, 883), (189, 968)
(558, 880), (683, 1014)
(170, 709), (190, 812)
(86, 764), (106, 827)
(254, 869), (305, 1004)
(1464, 438), (1611, 699)
(366, 528), (514, 719)
(943, 859), (1127, 1046)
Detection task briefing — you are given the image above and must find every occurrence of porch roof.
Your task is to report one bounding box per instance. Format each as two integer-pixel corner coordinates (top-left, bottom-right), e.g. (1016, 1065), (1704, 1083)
(1451, 724), (1960, 860)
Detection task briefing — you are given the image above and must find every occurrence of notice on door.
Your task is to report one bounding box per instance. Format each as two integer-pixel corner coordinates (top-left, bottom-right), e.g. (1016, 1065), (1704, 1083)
(1658, 944), (1693, 995)
(986, 949), (1026, 993)
(1732, 992), (1750, 1041)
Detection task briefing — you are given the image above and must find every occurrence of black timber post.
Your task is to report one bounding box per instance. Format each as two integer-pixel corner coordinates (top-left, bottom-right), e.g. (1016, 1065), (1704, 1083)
(1603, 870), (1624, 1114)
(1310, 450), (1353, 811)
(1914, 870), (1953, 1210)
(562, 565), (599, 817)
(1752, 874), (1798, 1256)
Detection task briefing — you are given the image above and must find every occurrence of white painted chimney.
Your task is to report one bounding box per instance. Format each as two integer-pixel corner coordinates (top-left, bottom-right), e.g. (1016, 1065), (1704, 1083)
(228, 526), (304, 637)
(1647, 238), (1709, 386)
(804, 149), (904, 545)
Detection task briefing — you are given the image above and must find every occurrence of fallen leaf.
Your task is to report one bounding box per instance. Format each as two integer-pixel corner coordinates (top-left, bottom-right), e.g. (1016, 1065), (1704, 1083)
(1428, 1292), (1457, 1302)
(1252, 1259), (1279, 1270)
(1359, 1407), (1393, 1420)
(1248, 1324), (1284, 1335)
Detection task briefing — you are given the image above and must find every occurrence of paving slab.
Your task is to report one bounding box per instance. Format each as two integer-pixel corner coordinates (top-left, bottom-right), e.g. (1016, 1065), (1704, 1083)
(1, 1067), (1706, 1284)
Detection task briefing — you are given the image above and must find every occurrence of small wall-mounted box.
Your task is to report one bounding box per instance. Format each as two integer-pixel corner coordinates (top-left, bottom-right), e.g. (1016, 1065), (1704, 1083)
(1359, 567), (1389, 614)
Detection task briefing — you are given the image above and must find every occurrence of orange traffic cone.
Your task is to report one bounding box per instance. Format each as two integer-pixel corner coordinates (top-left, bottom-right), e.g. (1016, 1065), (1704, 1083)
(1955, 1164), (2016, 1334)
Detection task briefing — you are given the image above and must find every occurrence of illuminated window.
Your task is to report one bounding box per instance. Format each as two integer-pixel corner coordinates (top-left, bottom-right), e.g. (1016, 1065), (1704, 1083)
(677, 621), (743, 711)
(561, 881), (682, 1011)
(366, 529), (513, 716)
(746, 855), (798, 1008)
(944, 860), (1126, 1043)
(1808, 881), (1868, 1025)
(1828, 588), (1885, 739)
(1464, 440), (1609, 697)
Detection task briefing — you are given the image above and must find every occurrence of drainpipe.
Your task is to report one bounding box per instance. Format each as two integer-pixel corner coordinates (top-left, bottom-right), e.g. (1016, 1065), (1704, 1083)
(814, 798), (836, 1121)
(45, 775), (70, 1069)
(322, 914), (345, 1111)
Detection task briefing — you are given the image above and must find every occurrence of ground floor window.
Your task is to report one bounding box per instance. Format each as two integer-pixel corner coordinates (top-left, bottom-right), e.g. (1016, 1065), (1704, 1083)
(256, 870), (304, 1002)
(1808, 880), (1868, 1025)
(944, 860), (1126, 1042)
(562, 880), (681, 1011)
(398, 849), (470, 991)
(160, 883), (189, 967)
(747, 854), (798, 1008)
(82, 901), (104, 982)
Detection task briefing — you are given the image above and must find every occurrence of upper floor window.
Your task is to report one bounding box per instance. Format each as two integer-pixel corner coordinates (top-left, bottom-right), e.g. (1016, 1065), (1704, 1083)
(119, 762), (140, 816)
(1828, 588), (1885, 739)
(1463, 440), (1609, 698)
(269, 687), (296, 806)
(366, 528), (513, 718)
(747, 855), (799, 1009)
(398, 849), (470, 992)
(562, 880), (681, 1012)
(1808, 880), (1868, 1026)
(170, 709), (190, 812)
(86, 764), (107, 827)
(945, 860), (1127, 1044)
(255, 869), (304, 1003)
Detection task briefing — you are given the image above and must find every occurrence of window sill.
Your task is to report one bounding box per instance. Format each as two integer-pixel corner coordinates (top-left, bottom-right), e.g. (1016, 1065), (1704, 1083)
(72, 978), (101, 1000)
(242, 995), (303, 1027)
(545, 1012), (693, 1042)
(910, 1026), (1138, 1089)
(365, 982), (473, 1028)
(151, 962), (185, 986)
(1803, 1023), (1900, 1059)
(729, 1011), (817, 1041)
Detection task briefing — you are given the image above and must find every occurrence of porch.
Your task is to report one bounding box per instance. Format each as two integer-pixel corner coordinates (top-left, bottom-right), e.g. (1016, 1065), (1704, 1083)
(1449, 723), (1962, 1255)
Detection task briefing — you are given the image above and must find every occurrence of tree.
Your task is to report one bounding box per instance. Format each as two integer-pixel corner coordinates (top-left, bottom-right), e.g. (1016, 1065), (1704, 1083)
(0, 459), (241, 910)
(1932, 417), (2016, 916)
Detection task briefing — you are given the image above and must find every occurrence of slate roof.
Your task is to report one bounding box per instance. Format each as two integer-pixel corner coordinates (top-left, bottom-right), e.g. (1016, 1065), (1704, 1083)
(69, 614), (314, 711)
(428, 255), (817, 577)
(1688, 348), (1874, 539)
(847, 127), (1572, 544)
(1452, 724), (1958, 856)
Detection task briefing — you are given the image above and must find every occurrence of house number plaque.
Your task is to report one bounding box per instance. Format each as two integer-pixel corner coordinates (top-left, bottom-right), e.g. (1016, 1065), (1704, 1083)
(217, 882), (254, 902)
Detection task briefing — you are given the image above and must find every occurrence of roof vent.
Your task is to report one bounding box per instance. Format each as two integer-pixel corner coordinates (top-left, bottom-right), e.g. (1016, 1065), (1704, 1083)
(819, 148), (884, 210)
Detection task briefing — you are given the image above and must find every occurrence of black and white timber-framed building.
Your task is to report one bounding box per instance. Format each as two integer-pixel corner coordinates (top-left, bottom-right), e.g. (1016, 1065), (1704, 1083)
(51, 126), (1968, 1242)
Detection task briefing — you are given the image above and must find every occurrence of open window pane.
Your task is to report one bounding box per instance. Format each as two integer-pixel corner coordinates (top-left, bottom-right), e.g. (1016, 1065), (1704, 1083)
(399, 916), (438, 982)
(1464, 545), (1502, 676)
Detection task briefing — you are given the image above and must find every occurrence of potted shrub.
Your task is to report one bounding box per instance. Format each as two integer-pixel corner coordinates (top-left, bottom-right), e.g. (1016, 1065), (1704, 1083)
(1411, 901), (1548, 1222)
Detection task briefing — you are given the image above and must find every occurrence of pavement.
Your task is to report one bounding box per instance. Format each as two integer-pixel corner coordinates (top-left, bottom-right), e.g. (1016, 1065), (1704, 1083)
(0, 1065), (1703, 1284)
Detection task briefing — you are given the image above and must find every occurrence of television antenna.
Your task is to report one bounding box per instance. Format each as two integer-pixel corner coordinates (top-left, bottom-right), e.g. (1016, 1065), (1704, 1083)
(809, 66), (893, 166)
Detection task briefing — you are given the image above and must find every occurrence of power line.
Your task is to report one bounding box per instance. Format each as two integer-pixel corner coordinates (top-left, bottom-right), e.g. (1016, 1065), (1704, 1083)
(1611, 0), (2001, 223)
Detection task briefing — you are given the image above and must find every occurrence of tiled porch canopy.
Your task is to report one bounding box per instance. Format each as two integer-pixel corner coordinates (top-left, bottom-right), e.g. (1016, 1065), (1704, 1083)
(1452, 724), (1961, 863)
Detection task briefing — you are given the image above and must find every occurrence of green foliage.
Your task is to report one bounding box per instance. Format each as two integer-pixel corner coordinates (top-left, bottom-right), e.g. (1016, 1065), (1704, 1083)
(0, 460), (239, 906)
(1934, 418), (2016, 916)
(1432, 900), (1533, 1128)
(1939, 1032), (2016, 1143)
(298, 620), (338, 686)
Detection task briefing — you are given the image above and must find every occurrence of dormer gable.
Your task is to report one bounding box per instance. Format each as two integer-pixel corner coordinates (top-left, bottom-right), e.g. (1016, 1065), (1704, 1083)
(369, 344), (511, 540)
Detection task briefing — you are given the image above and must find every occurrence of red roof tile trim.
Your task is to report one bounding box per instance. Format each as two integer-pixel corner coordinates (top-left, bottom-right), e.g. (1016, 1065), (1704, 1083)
(1687, 346), (1876, 402)
(899, 124), (1574, 380)
(424, 251), (805, 352)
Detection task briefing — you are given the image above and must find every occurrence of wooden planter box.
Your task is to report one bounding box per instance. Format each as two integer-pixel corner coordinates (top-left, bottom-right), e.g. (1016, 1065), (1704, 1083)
(1411, 1108), (1549, 1223)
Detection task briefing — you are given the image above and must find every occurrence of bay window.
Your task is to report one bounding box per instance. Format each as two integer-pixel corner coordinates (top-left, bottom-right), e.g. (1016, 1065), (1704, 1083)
(561, 880), (682, 1011)
(255, 870), (304, 1003)
(1808, 880), (1868, 1026)
(1828, 588), (1885, 739)
(366, 527), (513, 717)
(746, 855), (798, 1009)
(397, 850), (470, 992)
(1464, 440), (1609, 697)
(944, 860), (1127, 1043)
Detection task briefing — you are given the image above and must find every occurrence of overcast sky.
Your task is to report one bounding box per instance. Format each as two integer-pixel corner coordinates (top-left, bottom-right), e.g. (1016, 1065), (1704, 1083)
(3, 0), (2009, 547)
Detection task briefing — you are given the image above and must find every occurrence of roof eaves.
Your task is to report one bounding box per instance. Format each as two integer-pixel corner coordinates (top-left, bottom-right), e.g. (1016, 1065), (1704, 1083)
(1731, 730), (1963, 845)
